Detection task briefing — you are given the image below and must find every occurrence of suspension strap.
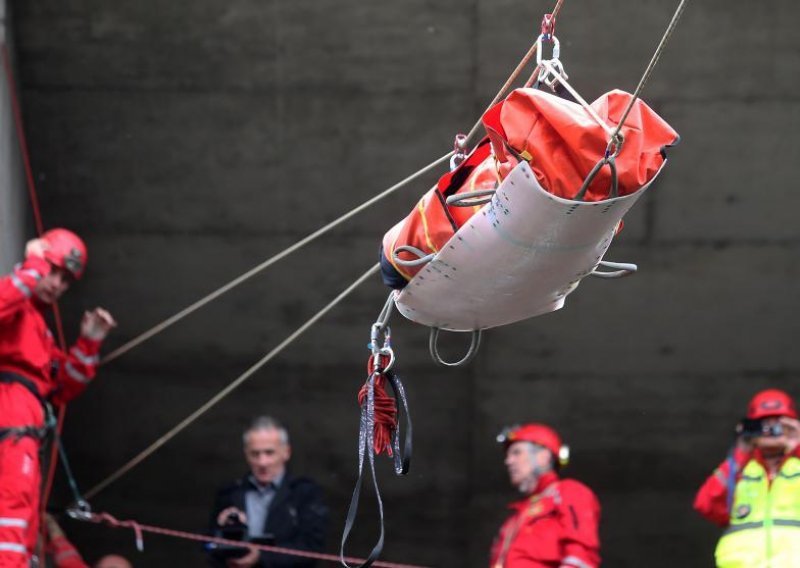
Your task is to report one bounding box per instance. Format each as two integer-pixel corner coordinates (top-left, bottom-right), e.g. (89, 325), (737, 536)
(341, 300), (412, 568)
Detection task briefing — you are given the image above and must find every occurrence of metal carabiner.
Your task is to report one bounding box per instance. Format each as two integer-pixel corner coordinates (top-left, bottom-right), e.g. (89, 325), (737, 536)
(449, 133), (469, 171)
(535, 33), (561, 67)
(66, 498), (93, 522)
(540, 13), (556, 39)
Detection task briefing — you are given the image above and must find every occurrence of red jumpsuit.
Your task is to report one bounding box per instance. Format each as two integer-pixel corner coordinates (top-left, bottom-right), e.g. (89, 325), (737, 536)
(0, 257), (102, 566)
(693, 446), (800, 526)
(490, 471), (601, 568)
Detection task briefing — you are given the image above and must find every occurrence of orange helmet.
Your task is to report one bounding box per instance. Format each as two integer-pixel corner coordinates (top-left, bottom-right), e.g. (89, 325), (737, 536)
(41, 228), (87, 280)
(746, 389), (797, 420)
(497, 423), (570, 467)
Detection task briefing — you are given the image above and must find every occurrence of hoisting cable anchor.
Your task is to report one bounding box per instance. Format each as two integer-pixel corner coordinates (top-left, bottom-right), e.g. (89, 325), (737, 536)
(449, 134), (469, 171)
(540, 12), (556, 39)
(66, 498), (93, 522)
(534, 32), (567, 90)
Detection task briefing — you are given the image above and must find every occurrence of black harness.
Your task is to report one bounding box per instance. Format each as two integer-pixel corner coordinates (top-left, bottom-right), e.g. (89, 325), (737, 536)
(0, 371), (56, 443)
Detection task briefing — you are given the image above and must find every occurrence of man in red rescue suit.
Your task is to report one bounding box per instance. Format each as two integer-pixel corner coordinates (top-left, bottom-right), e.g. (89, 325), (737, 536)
(490, 424), (601, 568)
(0, 229), (116, 567)
(694, 388), (800, 568)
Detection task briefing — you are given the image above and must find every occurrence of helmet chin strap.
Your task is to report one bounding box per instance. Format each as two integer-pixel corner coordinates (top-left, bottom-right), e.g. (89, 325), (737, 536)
(517, 446), (553, 493)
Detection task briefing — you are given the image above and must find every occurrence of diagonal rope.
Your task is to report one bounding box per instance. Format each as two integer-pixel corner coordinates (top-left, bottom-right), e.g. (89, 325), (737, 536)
(99, 158), (450, 366)
(80, 510), (429, 568)
(83, 0), (574, 499)
(465, 0), (566, 142)
(85, 263), (380, 499)
(610, 0), (689, 142)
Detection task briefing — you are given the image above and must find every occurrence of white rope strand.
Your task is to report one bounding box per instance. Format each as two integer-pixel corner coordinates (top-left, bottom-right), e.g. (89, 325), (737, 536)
(100, 154), (450, 366)
(85, 263), (380, 499)
(465, 0), (567, 142)
(611, 0), (689, 142)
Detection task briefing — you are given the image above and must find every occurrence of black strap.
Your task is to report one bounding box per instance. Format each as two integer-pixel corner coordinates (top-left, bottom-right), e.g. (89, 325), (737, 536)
(0, 425), (50, 443)
(340, 370), (413, 568)
(386, 371), (412, 476)
(0, 372), (55, 442)
(0, 371), (48, 407)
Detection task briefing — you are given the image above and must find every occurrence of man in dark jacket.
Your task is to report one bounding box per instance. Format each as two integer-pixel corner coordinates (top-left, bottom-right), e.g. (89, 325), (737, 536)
(208, 416), (328, 568)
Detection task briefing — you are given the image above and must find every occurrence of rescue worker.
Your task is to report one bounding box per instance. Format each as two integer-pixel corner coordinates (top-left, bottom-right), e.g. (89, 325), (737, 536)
(0, 229), (117, 567)
(694, 388), (800, 567)
(490, 423), (601, 568)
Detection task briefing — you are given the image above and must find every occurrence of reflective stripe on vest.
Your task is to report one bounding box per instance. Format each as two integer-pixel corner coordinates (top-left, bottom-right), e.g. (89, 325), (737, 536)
(715, 457), (800, 568)
(0, 542), (27, 554)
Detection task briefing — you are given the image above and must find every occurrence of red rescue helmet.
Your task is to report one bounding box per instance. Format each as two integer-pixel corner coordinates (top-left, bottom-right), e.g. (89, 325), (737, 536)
(746, 389), (798, 420)
(497, 423), (570, 467)
(41, 228), (87, 280)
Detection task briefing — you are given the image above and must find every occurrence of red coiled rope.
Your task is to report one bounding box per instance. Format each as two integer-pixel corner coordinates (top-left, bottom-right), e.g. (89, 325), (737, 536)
(359, 358), (398, 456)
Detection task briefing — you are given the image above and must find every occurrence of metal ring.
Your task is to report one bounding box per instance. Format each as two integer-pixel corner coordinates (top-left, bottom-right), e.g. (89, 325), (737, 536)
(428, 328), (482, 367)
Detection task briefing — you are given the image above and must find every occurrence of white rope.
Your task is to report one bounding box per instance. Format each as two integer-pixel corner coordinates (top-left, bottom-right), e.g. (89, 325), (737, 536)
(610, 0), (689, 142)
(465, 0), (567, 142)
(100, 155), (451, 366)
(85, 263), (380, 499)
(539, 60), (616, 137)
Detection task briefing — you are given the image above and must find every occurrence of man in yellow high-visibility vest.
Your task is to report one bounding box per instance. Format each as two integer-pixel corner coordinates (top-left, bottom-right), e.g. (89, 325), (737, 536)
(694, 389), (800, 568)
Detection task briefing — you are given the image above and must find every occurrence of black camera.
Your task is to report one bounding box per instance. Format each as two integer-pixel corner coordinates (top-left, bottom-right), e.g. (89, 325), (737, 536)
(205, 513), (276, 560)
(738, 418), (784, 438)
(205, 513), (249, 560)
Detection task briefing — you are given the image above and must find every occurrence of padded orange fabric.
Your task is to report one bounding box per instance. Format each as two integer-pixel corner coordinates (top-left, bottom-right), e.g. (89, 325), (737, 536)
(485, 88), (679, 200)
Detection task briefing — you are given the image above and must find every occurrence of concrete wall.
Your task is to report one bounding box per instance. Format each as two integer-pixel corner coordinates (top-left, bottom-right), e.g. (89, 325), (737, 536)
(9, 1), (800, 567)
(0, 0), (27, 271)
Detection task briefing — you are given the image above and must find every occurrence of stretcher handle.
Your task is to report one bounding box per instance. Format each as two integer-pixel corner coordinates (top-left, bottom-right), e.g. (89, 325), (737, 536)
(445, 189), (496, 208)
(429, 328), (482, 367)
(573, 155), (618, 202)
(392, 245), (435, 267)
(590, 260), (637, 279)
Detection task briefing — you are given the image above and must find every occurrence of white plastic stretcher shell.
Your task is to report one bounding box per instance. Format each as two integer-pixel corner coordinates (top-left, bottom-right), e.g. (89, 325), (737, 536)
(394, 160), (662, 331)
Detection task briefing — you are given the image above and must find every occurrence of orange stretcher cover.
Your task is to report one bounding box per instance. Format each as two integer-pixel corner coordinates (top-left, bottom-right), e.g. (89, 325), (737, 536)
(382, 88), (678, 284)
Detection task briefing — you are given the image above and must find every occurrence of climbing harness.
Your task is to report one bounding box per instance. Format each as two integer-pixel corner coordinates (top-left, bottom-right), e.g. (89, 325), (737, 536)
(0, 373), (56, 443)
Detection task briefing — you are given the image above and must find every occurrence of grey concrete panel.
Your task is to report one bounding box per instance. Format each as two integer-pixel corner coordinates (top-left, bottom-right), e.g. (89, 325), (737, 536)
(0, 1), (28, 271)
(478, 243), (800, 377)
(14, 1), (473, 94)
(477, 0), (800, 103)
(21, 89), (470, 237)
(655, 100), (800, 242)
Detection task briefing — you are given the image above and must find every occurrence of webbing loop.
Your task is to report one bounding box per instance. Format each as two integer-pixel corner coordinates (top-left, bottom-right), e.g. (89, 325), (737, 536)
(428, 328), (483, 367)
(573, 155), (619, 202)
(392, 246), (435, 268)
(445, 189), (496, 208)
(589, 260), (637, 279)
